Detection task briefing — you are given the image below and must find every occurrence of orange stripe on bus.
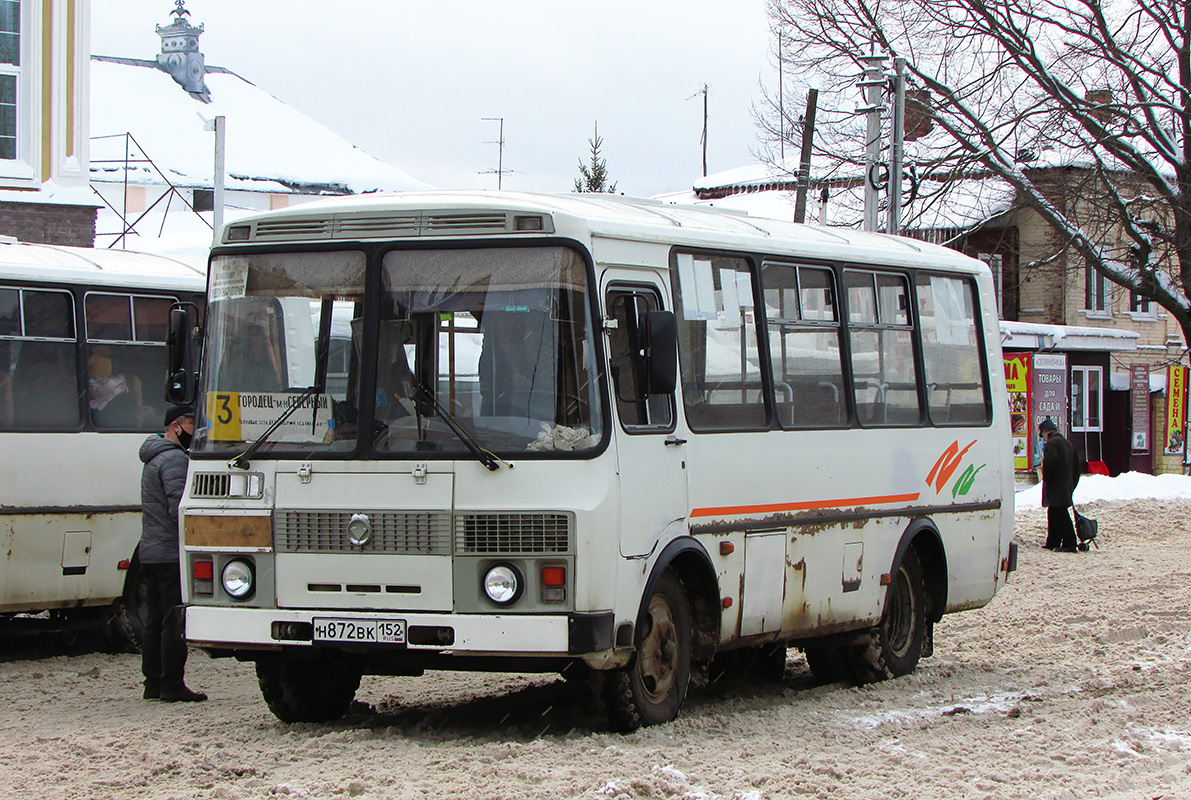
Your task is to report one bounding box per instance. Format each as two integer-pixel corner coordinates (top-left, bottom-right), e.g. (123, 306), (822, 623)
(690, 493), (923, 519)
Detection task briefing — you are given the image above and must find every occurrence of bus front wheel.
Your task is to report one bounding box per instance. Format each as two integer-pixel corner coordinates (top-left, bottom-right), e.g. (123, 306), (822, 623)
(256, 651), (362, 723)
(847, 548), (927, 684)
(603, 570), (692, 731)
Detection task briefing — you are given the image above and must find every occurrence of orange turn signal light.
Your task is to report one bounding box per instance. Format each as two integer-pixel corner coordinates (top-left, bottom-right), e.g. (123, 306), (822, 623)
(541, 566), (566, 586)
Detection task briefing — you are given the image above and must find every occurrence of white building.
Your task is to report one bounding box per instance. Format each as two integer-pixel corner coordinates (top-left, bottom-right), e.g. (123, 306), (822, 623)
(89, 2), (430, 260)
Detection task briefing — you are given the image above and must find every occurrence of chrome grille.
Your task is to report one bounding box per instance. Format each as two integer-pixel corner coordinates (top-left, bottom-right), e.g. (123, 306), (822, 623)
(191, 473), (230, 499)
(275, 511), (452, 554)
(455, 513), (572, 554)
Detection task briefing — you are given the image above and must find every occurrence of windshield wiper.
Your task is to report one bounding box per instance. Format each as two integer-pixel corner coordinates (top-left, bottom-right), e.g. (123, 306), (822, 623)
(228, 385), (319, 470)
(412, 381), (507, 471)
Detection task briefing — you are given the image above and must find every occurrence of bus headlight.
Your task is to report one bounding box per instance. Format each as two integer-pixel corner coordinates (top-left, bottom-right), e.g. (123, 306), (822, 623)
(222, 559), (254, 599)
(483, 564), (522, 605)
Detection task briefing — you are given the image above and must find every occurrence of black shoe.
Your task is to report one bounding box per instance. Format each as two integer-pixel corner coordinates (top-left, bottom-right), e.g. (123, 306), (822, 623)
(1055, 545), (1078, 553)
(143, 683), (160, 700)
(160, 686), (208, 703)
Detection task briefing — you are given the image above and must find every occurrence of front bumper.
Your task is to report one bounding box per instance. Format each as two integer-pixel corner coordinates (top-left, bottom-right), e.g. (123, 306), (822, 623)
(185, 605), (614, 656)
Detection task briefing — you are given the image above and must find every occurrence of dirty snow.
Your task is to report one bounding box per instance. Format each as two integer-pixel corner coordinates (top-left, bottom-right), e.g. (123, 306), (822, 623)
(1, 476), (1191, 799)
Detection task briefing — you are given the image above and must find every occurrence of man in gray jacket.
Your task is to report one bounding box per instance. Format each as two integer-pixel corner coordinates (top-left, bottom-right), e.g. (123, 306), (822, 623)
(139, 404), (206, 702)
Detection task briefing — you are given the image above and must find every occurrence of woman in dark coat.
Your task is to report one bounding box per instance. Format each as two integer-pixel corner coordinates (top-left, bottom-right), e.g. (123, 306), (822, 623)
(1040, 418), (1080, 551)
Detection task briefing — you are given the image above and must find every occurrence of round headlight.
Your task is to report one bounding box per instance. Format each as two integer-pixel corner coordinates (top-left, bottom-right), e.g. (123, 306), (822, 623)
(483, 564), (521, 605)
(222, 559), (254, 599)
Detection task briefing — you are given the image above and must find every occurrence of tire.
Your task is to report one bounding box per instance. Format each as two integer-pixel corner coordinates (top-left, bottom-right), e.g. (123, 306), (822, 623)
(845, 548), (928, 684)
(802, 645), (850, 684)
(603, 570), (692, 731)
(256, 651), (362, 723)
(110, 554), (149, 653)
(753, 642), (789, 683)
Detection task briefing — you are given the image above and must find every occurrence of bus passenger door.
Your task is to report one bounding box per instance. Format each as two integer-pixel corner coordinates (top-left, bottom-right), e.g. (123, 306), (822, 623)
(605, 284), (688, 558)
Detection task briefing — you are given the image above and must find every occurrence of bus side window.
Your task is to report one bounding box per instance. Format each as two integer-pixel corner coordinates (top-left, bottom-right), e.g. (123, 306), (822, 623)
(917, 274), (990, 425)
(606, 288), (673, 429)
(85, 293), (176, 430)
(760, 263), (846, 429)
(0, 288), (81, 430)
(670, 253), (766, 431)
(845, 270), (921, 427)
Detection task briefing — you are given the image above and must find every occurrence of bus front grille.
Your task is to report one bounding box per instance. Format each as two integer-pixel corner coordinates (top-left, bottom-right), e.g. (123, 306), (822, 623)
(275, 511), (452, 554)
(454, 513), (572, 554)
(192, 473), (230, 498)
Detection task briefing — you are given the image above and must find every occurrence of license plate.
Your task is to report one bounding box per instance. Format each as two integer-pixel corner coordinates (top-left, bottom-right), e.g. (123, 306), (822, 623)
(312, 617), (406, 645)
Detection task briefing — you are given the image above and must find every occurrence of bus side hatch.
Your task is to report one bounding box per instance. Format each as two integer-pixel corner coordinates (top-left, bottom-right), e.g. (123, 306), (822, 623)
(62, 531), (91, 576)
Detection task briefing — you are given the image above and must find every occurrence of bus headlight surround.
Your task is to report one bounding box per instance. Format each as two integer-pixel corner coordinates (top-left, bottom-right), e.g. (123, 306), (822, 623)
(222, 559), (255, 599)
(483, 563), (523, 605)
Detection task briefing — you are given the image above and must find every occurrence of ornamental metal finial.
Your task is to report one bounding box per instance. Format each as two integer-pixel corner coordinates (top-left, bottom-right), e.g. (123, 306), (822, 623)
(171, 0), (191, 19)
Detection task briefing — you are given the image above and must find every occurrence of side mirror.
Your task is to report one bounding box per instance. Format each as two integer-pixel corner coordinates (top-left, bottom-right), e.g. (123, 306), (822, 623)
(641, 310), (677, 395)
(165, 303), (201, 405)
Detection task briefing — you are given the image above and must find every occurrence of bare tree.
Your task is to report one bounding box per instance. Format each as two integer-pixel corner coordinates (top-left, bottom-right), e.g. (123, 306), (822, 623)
(759, 0), (1191, 352)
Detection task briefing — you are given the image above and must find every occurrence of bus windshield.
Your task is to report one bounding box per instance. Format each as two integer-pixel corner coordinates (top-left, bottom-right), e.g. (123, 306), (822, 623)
(194, 246), (604, 458)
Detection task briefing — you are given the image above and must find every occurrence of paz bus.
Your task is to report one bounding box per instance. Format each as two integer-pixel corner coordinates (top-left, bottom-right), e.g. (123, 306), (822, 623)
(170, 191), (1016, 729)
(0, 237), (204, 644)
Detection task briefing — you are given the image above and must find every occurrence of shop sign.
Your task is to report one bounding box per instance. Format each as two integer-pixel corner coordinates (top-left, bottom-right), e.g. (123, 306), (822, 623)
(1004, 354), (1032, 470)
(1131, 364), (1150, 453)
(1165, 365), (1187, 458)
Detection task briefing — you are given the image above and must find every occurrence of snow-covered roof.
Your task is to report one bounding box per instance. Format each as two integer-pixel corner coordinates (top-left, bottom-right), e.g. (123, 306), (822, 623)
(1000, 320), (1138, 352)
(660, 173), (1018, 232)
(0, 236), (205, 290)
(89, 57), (433, 196)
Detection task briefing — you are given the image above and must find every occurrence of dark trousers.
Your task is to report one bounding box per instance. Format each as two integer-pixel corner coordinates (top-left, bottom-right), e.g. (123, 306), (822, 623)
(1046, 506), (1077, 550)
(141, 562), (188, 691)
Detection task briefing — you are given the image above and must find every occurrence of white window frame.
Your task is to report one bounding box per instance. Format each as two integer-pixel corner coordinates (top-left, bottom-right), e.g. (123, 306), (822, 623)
(1084, 261), (1111, 318)
(0, 0), (40, 185)
(1128, 291), (1156, 320)
(1070, 365), (1103, 433)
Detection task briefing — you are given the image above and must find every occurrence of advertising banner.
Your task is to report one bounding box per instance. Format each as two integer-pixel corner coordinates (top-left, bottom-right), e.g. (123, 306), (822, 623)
(1131, 364), (1150, 453)
(1004, 354), (1032, 470)
(1031, 354), (1067, 468)
(1166, 365), (1187, 457)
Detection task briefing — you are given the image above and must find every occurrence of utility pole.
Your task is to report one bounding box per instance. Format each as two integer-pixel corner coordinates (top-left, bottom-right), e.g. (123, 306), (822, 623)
(887, 58), (907, 235)
(858, 47), (886, 233)
(793, 89), (818, 224)
(203, 114), (226, 244)
(701, 84), (709, 176)
(481, 117), (507, 189)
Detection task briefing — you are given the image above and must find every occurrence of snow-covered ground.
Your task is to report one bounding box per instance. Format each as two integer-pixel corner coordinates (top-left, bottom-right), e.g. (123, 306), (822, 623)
(1, 474), (1190, 799)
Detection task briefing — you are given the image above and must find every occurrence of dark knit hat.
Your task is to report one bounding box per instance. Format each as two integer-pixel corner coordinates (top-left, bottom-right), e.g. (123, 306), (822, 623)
(164, 404), (195, 427)
(1038, 418), (1057, 434)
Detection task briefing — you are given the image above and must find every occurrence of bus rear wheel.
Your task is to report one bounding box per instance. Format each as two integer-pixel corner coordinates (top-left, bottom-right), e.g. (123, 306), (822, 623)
(256, 651), (362, 723)
(603, 570), (692, 731)
(846, 548), (927, 684)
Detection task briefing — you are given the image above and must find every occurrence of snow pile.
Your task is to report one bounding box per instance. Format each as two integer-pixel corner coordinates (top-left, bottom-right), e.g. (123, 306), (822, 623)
(1015, 470), (1191, 509)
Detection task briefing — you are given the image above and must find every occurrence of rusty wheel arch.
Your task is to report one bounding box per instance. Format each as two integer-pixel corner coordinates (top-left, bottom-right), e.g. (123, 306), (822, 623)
(643, 537), (720, 667)
(890, 519), (947, 623)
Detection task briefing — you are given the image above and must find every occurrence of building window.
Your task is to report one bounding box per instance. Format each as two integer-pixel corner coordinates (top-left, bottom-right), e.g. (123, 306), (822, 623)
(1085, 260), (1109, 314)
(0, 0), (19, 162)
(1129, 292), (1154, 316)
(1070, 365), (1103, 433)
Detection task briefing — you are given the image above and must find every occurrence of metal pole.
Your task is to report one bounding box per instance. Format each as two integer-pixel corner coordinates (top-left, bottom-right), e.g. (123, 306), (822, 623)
(793, 88), (818, 224)
(887, 58), (906, 235)
(212, 115), (226, 243)
(702, 84), (709, 177)
(859, 49), (885, 233)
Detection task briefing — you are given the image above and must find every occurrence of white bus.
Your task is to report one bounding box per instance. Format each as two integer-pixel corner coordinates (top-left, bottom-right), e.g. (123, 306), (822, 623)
(173, 192), (1016, 729)
(0, 237), (205, 644)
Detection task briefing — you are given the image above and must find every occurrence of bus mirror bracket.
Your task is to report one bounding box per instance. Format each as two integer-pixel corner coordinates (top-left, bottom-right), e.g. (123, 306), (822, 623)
(166, 303), (202, 405)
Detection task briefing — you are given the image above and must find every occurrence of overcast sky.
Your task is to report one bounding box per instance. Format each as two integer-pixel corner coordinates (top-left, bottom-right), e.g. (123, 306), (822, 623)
(90, 1), (774, 198)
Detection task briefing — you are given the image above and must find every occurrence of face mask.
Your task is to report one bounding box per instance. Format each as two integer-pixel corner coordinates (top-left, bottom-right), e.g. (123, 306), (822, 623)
(177, 428), (193, 450)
